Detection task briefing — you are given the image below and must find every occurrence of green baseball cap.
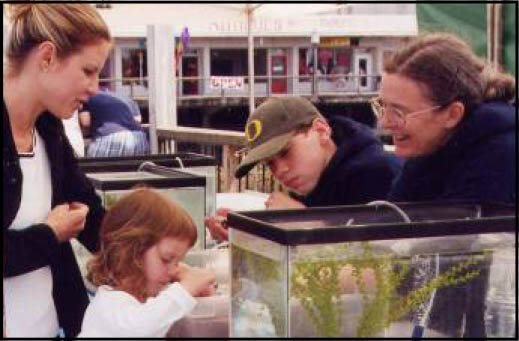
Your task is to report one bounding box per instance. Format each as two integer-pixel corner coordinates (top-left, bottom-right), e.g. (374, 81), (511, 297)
(235, 97), (320, 178)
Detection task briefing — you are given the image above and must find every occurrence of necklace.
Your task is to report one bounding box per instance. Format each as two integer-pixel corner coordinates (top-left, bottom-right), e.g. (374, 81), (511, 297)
(18, 128), (37, 158)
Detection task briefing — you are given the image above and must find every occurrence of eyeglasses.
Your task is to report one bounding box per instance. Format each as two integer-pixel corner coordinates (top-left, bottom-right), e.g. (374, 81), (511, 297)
(371, 97), (443, 127)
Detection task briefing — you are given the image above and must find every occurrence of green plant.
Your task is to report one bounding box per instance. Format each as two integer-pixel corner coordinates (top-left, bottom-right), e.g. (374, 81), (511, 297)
(385, 253), (485, 324)
(355, 249), (486, 337)
(291, 259), (344, 337)
(353, 242), (410, 338)
(231, 245), (286, 337)
(290, 242), (487, 338)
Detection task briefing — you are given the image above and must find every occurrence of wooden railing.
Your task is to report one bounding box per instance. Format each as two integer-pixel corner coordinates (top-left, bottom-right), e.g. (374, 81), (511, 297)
(157, 127), (279, 193)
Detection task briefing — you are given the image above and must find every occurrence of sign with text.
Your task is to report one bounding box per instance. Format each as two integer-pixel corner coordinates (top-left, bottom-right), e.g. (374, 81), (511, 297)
(210, 76), (245, 90)
(320, 37), (350, 47)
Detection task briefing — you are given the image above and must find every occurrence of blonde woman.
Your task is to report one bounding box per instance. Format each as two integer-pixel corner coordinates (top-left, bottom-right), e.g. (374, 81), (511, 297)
(3, 3), (111, 337)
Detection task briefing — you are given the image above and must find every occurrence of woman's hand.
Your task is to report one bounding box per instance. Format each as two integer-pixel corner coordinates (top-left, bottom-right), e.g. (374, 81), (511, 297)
(46, 202), (89, 242)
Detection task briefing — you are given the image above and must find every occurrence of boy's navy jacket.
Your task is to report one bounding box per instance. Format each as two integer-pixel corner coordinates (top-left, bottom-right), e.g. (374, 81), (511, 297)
(389, 100), (516, 204)
(301, 116), (402, 207)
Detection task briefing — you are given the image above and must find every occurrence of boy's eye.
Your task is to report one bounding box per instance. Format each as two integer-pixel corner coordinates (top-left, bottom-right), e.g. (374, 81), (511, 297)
(83, 68), (95, 76)
(278, 146), (290, 158)
(265, 146), (290, 168)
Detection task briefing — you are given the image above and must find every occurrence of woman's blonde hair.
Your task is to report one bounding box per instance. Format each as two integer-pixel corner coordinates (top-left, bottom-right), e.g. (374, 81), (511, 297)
(87, 188), (197, 302)
(384, 33), (515, 111)
(4, 3), (111, 74)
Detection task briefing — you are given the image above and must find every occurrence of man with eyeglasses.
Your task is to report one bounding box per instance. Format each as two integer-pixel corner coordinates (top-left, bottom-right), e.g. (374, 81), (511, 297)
(205, 97), (401, 241)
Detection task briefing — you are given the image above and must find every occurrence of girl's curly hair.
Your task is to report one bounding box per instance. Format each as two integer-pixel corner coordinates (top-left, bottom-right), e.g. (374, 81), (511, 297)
(87, 188), (197, 302)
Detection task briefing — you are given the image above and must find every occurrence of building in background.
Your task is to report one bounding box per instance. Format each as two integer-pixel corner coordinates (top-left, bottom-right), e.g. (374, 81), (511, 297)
(90, 3), (416, 129)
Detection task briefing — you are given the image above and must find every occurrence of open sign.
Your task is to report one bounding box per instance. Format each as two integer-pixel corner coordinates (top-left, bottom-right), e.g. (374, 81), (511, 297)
(210, 76), (244, 90)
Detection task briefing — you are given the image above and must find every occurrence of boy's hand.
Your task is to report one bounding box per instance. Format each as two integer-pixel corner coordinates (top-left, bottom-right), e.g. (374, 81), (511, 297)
(265, 192), (305, 209)
(204, 207), (231, 241)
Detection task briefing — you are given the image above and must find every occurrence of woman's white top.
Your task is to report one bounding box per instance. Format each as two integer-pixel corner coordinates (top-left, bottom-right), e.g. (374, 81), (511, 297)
(78, 282), (197, 337)
(62, 111), (85, 157)
(4, 131), (58, 337)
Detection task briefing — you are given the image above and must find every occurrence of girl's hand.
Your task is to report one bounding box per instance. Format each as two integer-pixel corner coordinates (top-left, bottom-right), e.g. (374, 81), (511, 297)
(178, 265), (217, 297)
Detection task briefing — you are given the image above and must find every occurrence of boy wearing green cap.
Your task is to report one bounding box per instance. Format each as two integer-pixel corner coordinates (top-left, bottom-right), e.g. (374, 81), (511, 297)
(206, 97), (401, 241)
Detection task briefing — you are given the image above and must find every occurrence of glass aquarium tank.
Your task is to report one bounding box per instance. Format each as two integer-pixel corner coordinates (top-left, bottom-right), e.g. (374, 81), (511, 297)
(78, 153), (217, 217)
(168, 245), (230, 338)
(86, 163), (207, 249)
(227, 201), (516, 338)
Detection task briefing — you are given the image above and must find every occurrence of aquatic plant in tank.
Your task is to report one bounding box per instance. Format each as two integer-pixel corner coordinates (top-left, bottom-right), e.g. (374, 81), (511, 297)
(231, 245), (286, 337)
(290, 242), (487, 338)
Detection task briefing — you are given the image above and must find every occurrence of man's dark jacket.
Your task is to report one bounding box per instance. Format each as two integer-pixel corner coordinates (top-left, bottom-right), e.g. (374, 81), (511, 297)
(302, 116), (402, 207)
(3, 101), (105, 337)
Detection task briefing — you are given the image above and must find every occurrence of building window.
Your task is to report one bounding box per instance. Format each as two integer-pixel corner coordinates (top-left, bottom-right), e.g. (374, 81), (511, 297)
(210, 48), (266, 83)
(299, 47), (353, 80)
(121, 47), (148, 87)
(333, 48), (353, 76)
(99, 50), (115, 91)
(121, 47), (148, 100)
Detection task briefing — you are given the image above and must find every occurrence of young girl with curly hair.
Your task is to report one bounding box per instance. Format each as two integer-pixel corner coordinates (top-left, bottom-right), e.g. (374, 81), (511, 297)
(79, 188), (216, 337)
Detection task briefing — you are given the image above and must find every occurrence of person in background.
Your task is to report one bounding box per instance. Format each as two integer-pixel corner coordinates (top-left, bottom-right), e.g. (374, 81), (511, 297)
(79, 188), (217, 337)
(206, 97), (401, 241)
(376, 32), (516, 337)
(80, 90), (149, 157)
(3, 3), (110, 337)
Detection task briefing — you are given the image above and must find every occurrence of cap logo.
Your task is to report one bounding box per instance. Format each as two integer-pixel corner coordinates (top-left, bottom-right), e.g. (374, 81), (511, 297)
(245, 119), (262, 142)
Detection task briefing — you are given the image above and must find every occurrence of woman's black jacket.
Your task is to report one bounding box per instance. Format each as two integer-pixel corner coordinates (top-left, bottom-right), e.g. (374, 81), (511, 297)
(3, 102), (105, 337)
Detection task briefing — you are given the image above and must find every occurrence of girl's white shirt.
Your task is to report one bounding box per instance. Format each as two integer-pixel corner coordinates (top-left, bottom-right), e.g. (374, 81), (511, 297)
(78, 282), (197, 337)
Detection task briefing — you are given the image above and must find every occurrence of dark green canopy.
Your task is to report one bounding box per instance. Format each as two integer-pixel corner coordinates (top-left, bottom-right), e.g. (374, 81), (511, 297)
(417, 3), (516, 76)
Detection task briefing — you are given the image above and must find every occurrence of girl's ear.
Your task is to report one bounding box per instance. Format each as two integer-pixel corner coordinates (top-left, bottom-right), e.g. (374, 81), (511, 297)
(443, 101), (465, 129)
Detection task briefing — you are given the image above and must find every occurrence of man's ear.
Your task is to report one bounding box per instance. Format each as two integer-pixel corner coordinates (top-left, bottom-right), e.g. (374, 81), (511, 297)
(443, 101), (465, 129)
